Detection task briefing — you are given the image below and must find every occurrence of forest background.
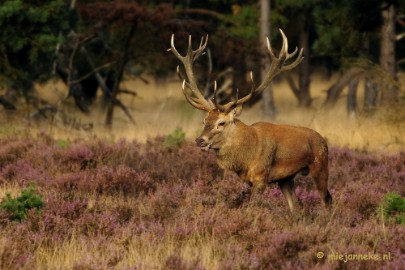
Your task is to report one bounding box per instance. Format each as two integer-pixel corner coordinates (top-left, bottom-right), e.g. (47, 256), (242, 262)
(0, 1), (404, 269)
(0, 0), (404, 147)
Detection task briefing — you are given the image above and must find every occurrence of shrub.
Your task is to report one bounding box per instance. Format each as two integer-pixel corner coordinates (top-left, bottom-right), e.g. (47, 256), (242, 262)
(379, 192), (405, 225)
(0, 185), (45, 221)
(163, 128), (186, 147)
(56, 139), (70, 149)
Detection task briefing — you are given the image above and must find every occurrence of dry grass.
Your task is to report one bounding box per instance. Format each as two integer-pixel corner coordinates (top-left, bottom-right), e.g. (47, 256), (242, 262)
(0, 183), (22, 202)
(4, 72), (400, 153)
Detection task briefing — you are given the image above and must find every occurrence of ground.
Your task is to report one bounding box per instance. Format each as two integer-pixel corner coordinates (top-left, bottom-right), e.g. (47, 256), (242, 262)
(0, 73), (404, 269)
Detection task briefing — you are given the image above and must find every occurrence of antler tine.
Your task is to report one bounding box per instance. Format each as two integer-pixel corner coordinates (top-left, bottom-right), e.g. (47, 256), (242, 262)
(199, 36), (207, 49)
(266, 37), (276, 60)
(214, 72), (255, 112)
(282, 47), (304, 72)
(254, 29), (304, 96)
(212, 80), (218, 103)
(170, 34), (183, 60)
(212, 78), (236, 112)
(170, 34), (214, 111)
(286, 46), (298, 60)
(279, 29), (288, 59)
(191, 35), (209, 62)
(279, 29), (304, 70)
(233, 74), (255, 106)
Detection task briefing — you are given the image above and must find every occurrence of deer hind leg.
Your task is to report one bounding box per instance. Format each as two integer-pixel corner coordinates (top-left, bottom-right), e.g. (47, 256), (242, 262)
(309, 163), (332, 207)
(278, 176), (300, 212)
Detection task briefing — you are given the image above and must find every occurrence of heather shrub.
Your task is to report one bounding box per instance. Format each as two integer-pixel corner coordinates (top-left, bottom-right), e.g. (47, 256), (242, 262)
(0, 139), (33, 165)
(0, 236), (35, 269)
(0, 184), (44, 221)
(146, 182), (188, 220)
(90, 165), (155, 196)
(214, 174), (251, 208)
(55, 143), (96, 170)
(0, 132), (403, 269)
(379, 192), (405, 225)
(135, 138), (221, 184)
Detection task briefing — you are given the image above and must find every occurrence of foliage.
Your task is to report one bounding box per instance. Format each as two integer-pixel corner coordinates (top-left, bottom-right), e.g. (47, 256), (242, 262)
(0, 184), (44, 222)
(0, 0), (70, 92)
(0, 133), (404, 268)
(76, 1), (177, 78)
(379, 192), (405, 225)
(163, 128), (186, 148)
(56, 139), (70, 149)
(224, 4), (259, 40)
(311, 0), (381, 68)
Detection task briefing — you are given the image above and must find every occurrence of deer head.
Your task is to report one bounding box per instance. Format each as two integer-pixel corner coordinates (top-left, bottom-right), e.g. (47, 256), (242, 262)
(169, 30), (303, 151)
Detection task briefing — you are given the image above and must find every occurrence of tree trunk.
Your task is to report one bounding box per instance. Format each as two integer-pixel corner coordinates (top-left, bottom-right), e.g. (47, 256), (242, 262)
(260, 0), (276, 118)
(105, 22), (136, 127)
(297, 10), (312, 107)
(323, 68), (361, 107)
(380, 3), (398, 105)
(363, 76), (379, 115)
(347, 77), (359, 117)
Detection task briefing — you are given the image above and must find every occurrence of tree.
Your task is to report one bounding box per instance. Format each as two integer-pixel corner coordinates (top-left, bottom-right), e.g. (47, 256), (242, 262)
(0, 0), (71, 108)
(295, 5), (312, 107)
(380, 1), (398, 105)
(76, 1), (177, 127)
(314, 0), (404, 115)
(260, 0), (277, 117)
(275, 0), (321, 107)
(312, 0), (381, 112)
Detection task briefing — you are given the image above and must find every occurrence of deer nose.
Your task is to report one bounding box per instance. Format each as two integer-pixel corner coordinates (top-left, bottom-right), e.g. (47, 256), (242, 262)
(195, 137), (206, 146)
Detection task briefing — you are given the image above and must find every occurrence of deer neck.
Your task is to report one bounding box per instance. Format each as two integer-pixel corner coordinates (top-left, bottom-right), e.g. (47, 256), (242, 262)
(215, 119), (256, 172)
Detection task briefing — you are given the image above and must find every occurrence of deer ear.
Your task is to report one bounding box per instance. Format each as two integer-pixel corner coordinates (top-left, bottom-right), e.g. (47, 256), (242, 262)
(230, 105), (242, 121)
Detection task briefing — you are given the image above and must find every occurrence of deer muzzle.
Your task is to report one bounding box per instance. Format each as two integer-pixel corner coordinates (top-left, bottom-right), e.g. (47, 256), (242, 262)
(195, 137), (211, 151)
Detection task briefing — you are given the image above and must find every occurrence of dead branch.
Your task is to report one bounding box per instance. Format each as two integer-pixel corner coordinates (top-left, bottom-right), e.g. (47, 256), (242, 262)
(69, 61), (116, 85)
(118, 89), (138, 97)
(323, 68), (363, 108)
(0, 96), (16, 110)
(176, 8), (236, 25)
(285, 74), (300, 101)
(79, 46), (112, 97)
(115, 99), (136, 125)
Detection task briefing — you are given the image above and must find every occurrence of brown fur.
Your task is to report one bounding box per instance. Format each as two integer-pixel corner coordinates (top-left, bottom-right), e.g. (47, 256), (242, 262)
(171, 32), (330, 211)
(196, 108), (332, 211)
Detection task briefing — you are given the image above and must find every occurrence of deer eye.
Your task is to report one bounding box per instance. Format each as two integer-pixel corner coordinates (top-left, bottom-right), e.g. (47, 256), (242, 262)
(218, 121), (225, 127)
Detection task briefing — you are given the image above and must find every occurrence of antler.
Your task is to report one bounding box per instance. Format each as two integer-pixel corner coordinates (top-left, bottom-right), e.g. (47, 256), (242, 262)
(256, 29), (303, 94)
(169, 29), (303, 113)
(169, 34), (215, 111)
(212, 72), (255, 112)
(216, 29), (303, 111)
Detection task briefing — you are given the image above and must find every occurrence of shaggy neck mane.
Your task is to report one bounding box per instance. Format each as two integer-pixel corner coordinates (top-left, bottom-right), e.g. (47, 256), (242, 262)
(215, 119), (257, 172)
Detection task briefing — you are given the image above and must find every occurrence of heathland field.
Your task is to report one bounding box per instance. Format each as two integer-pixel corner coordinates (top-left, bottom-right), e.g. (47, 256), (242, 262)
(0, 76), (404, 269)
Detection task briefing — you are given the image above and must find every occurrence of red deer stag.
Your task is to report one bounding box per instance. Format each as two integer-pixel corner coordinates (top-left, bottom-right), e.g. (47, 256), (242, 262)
(169, 30), (332, 211)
